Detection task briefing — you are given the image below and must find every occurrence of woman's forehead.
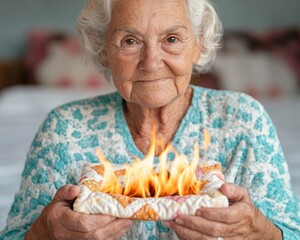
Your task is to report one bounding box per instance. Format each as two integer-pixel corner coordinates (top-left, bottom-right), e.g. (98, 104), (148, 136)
(111, 0), (189, 23)
(110, 0), (191, 32)
(112, 0), (188, 12)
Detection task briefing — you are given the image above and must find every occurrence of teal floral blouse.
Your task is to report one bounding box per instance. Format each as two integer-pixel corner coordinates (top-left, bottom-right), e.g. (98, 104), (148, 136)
(1, 85), (299, 239)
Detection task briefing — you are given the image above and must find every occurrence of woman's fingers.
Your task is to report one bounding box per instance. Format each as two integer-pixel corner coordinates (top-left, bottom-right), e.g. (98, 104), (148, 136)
(95, 218), (132, 240)
(167, 184), (268, 239)
(59, 208), (117, 232)
(167, 184), (281, 240)
(220, 183), (251, 203)
(54, 188), (131, 233)
(53, 184), (81, 204)
(166, 219), (215, 240)
(53, 207), (132, 239)
(196, 203), (247, 223)
(49, 219), (131, 240)
(45, 184), (132, 239)
(51, 185), (131, 235)
(171, 214), (239, 238)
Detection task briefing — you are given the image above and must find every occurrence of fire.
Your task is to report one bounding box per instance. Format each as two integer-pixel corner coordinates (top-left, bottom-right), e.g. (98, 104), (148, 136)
(96, 130), (211, 198)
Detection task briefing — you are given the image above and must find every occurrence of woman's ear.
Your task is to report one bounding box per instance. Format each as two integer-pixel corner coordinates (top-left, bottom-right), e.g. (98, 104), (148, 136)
(100, 48), (110, 68)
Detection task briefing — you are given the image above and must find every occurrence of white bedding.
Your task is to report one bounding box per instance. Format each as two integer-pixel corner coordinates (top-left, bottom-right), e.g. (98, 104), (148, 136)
(0, 85), (299, 230)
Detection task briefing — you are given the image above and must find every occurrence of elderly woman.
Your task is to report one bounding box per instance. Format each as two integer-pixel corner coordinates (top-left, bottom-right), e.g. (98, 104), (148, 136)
(1, 0), (300, 239)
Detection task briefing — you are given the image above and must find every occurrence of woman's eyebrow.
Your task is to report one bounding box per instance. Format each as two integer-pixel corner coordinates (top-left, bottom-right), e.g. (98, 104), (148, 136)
(112, 27), (143, 36)
(161, 25), (188, 35)
(112, 25), (188, 36)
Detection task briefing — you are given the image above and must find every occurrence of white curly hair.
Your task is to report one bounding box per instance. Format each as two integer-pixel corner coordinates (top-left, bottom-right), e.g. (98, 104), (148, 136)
(76, 0), (223, 79)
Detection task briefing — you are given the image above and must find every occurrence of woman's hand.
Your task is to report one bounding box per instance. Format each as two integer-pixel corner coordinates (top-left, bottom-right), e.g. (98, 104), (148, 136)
(165, 183), (282, 240)
(25, 184), (132, 240)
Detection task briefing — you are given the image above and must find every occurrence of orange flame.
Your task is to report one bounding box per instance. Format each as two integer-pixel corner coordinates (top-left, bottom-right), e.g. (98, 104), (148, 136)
(96, 130), (211, 198)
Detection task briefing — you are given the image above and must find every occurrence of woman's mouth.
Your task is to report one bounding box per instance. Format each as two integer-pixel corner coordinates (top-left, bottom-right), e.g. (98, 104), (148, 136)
(135, 78), (171, 84)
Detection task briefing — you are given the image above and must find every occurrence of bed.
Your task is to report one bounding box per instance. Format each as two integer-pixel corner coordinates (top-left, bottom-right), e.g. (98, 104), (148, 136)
(0, 85), (299, 230)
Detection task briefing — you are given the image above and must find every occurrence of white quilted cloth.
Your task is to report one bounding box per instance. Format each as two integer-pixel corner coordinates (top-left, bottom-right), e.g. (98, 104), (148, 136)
(74, 161), (229, 220)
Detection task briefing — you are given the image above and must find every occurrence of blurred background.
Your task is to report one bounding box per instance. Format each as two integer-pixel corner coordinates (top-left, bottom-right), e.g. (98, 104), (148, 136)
(0, 0), (299, 230)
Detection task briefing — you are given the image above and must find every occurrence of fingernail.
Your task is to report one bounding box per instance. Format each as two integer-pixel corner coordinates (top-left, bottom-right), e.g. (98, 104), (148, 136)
(226, 183), (234, 192)
(196, 210), (201, 216)
(175, 218), (184, 225)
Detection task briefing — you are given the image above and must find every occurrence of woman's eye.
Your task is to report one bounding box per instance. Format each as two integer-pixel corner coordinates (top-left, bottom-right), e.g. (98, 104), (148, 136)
(166, 36), (178, 43)
(124, 38), (136, 45)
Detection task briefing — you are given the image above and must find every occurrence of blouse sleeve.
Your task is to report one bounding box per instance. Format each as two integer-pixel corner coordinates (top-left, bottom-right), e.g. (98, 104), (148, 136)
(0, 110), (71, 239)
(233, 98), (300, 239)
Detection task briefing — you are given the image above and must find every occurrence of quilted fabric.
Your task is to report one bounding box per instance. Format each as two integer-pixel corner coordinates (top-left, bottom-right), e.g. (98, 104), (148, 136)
(73, 161), (229, 220)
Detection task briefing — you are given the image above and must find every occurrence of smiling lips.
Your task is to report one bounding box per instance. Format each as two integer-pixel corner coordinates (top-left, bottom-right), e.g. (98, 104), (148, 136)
(135, 78), (171, 84)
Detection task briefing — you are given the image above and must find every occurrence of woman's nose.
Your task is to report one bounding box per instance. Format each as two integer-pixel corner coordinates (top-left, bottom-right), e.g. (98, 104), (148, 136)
(138, 43), (164, 72)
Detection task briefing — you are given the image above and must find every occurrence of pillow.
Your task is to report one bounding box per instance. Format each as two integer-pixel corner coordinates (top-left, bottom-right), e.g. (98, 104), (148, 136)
(213, 30), (300, 98)
(214, 52), (298, 98)
(25, 30), (108, 89)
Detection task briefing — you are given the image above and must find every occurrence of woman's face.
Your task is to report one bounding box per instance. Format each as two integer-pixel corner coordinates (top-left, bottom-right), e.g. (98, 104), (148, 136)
(104, 0), (201, 108)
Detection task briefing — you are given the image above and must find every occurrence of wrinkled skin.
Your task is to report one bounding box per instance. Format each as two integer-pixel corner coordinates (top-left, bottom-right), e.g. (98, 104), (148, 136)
(25, 185), (132, 240)
(104, 0), (201, 109)
(164, 183), (282, 240)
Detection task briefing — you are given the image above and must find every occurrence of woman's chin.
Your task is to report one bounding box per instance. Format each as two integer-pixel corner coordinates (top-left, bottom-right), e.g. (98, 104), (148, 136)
(132, 92), (176, 109)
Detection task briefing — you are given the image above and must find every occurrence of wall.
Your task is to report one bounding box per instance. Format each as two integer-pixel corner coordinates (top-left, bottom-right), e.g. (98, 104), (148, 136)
(213, 0), (300, 31)
(0, 0), (85, 59)
(0, 0), (299, 59)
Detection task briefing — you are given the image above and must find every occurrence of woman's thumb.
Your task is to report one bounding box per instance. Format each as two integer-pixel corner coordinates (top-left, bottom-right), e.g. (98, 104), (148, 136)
(220, 183), (251, 203)
(54, 184), (81, 202)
